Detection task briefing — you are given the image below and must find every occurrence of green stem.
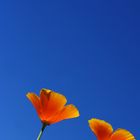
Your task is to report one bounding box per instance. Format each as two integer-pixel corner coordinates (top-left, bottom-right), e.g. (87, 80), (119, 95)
(37, 123), (47, 140)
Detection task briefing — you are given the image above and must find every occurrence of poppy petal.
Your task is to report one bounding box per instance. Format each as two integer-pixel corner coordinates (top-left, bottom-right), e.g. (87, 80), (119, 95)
(41, 89), (67, 120)
(49, 104), (80, 124)
(88, 118), (113, 140)
(110, 129), (135, 140)
(40, 89), (50, 112)
(26, 93), (42, 116)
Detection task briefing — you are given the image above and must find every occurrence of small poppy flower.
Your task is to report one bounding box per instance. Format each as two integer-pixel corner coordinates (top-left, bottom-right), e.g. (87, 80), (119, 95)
(27, 88), (80, 125)
(27, 88), (80, 140)
(88, 118), (135, 140)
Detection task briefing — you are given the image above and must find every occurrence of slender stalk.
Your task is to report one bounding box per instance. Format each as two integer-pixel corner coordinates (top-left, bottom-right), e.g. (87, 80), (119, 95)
(37, 123), (47, 140)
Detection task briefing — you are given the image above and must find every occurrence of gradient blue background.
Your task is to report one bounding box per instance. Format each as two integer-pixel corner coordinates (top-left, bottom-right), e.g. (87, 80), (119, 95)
(0, 0), (139, 139)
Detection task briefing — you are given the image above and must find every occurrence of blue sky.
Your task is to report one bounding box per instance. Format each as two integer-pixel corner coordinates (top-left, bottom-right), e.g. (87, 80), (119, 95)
(0, 0), (140, 139)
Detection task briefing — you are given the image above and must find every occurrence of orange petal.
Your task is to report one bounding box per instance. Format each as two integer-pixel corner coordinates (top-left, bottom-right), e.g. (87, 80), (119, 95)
(40, 89), (50, 112)
(88, 118), (113, 140)
(40, 89), (67, 121)
(110, 129), (135, 140)
(49, 104), (80, 124)
(26, 93), (42, 117)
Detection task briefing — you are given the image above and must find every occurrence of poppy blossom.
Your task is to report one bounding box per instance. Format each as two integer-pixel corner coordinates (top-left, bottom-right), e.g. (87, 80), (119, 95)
(26, 88), (80, 125)
(88, 118), (135, 140)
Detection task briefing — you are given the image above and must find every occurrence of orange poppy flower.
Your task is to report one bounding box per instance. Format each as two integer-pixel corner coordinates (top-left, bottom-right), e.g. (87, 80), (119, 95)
(26, 88), (80, 125)
(88, 118), (135, 140)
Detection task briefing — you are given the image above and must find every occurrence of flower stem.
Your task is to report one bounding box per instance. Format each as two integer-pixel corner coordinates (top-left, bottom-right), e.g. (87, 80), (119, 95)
(37, 123), (47, 140)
